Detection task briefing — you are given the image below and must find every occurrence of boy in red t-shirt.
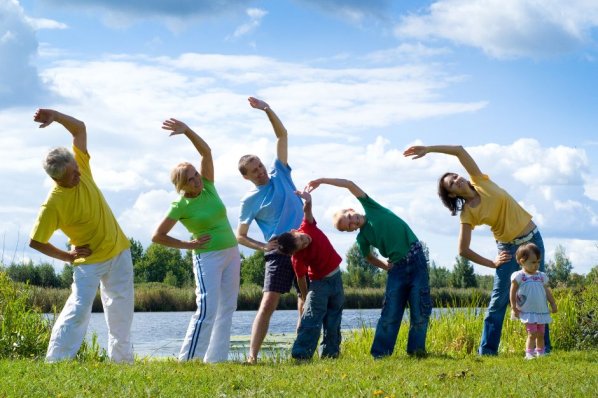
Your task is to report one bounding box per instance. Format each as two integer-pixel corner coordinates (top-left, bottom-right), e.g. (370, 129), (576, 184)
(277, 191), (344, 359)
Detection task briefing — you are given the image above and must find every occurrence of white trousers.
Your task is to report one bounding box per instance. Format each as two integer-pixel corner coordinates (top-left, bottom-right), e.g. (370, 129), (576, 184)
(46, 249), (134, 363)
(179, 246), (241, 363)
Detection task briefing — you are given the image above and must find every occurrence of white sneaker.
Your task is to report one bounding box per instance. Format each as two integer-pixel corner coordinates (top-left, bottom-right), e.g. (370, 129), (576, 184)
(535, 351), (546, 358)
(525, 352), (535, 360)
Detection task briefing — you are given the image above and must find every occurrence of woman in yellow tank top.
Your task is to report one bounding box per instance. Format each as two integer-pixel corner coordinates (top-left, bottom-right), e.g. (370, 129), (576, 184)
(403, 144), (550, 356)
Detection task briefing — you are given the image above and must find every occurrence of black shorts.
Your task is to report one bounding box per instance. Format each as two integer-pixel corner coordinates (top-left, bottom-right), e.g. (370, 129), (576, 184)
(263, 250), (295, 294)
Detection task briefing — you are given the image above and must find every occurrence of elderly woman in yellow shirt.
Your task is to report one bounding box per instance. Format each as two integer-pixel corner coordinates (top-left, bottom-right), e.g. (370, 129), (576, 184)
(403, 144), (550, 356)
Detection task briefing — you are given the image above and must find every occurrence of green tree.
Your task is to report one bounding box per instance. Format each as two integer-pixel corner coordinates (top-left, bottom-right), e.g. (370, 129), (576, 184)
(135, 243), (193, 287)
(240, 251), (265, 286)
(451, 256), (477, 288)
(429, 261), (451, 288)
(546, 244), (573, 288)
(129, 237), (144, 267)
(475, 274), (494, 291)
(60, 264), (74, 288)
(343, 243), (383, 288)
(37, 263), (61, 287)
(586, 265), (598, 286)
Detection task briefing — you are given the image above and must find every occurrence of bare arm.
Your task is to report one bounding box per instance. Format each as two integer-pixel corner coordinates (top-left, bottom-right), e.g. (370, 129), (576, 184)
(152, 217), (211, 250)
(162, 118), (214, 181)
(29, 239), (91, 263)
(296, 191), (314, 223)
(236, 223), (276, 252)
(366, 253), (392, 271)
(305, 178), (366, 198)
(34, 109), (87, 153)
(403, 145), (482, 177)
(510, 281), (520, 318)
(458, 223), (510, 268)
(545, 285), (557, 313)
(296, 276), (308, 311)
(248, 97), (288, 165)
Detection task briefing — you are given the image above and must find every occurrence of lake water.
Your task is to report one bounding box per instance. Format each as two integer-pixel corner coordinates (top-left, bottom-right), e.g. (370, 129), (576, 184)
(79, 309), (387, 359)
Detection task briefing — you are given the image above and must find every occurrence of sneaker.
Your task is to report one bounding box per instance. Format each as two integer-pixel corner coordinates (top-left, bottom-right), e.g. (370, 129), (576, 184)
(525, 352), (535, 360)
(535, 351), (546, 357)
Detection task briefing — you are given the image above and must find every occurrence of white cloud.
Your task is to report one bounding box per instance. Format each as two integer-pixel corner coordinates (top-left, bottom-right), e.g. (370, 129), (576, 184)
(25, 17), (67, 30)
(0, 0), (44, 106)
(231, 8), (267, 39)
(395, 0), (598, 59)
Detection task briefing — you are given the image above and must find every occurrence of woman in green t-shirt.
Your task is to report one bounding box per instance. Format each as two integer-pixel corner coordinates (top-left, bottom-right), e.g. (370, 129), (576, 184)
(403, 144), (549, 356)
(152, 118), (240, 363)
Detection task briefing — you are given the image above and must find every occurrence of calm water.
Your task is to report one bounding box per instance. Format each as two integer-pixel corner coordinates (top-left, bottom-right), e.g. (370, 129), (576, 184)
(79, 309), (385, 359)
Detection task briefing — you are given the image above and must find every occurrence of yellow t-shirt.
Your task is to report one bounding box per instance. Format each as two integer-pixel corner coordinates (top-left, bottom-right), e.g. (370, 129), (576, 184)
(460, 174), (532, 243)
(30, 146), (130, 265)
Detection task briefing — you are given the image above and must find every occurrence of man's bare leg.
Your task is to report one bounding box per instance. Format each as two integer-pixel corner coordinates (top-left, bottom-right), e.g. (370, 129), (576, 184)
(247, 291), (281, 363)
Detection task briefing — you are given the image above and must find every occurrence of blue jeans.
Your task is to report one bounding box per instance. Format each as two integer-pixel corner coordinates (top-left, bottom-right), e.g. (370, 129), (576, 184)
(479, 229), (551, 355)
(291, 270), (344, 359)
(370, 243), (432, 358)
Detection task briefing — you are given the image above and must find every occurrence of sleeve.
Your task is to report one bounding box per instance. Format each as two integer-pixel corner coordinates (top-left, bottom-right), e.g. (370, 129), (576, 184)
(510, 271), (521, 283)
(238, 199), (255, 225)
(357, 195), (380, 211)
(30, 205), (59, 244)
(166, 200), (184, 221)
(356, 233), (371, 258)
(72, 145), (92, 177)
(292, 254), (308, 278)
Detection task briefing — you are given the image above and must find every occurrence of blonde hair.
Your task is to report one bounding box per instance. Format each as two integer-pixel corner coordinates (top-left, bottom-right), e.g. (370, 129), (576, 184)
(170, 162), (194, 194)
(332, 209), (348, 230)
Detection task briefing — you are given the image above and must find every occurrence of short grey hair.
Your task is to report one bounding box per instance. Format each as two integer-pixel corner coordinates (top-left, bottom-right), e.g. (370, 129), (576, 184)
(43, 147), (74, 179)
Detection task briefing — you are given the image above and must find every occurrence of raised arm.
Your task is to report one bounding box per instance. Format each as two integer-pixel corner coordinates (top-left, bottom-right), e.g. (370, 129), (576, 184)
(248, 97), (288, 165)
(458, 223), (510, 268)
(34, 109), (87, 153)
(305, 178), (366, 198)
(162, 118), (214, 181)
(403, 145), (482, 177)
(295, 190), (314, 224)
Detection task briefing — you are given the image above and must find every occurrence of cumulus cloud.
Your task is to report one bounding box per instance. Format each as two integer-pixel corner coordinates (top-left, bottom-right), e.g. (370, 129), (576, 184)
(394, 0), (598, 59)
(0, 0), (45, 106)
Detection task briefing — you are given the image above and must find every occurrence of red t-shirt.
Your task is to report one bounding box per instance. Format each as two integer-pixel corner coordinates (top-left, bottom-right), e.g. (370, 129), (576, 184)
(292, 218), (342, 280)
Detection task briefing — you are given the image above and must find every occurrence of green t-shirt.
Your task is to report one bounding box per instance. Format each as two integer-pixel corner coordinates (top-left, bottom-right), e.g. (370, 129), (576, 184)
(167, 178), (237, 254)
(356, 195), (418, 264)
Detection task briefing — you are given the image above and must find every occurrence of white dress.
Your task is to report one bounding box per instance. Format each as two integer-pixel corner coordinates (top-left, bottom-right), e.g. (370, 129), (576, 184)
(511, 270), (552, 324)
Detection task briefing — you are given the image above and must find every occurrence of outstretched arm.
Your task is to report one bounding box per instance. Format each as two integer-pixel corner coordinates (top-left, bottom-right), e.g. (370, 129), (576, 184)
(162, 118), (214, 181)
(295, 190), (314, 223)
(305, 178), (366, 198)
(458, 223), (510, 268)
(152, 217), (211, 250)
(34, 109), (87, 153)
(248, 97), (288, 165)
(403, 145), (482, 177)
(29, 239), (91, 263)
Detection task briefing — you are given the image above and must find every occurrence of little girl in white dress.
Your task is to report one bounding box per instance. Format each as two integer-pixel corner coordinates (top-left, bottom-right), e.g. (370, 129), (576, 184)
(510, 243), (558, 359)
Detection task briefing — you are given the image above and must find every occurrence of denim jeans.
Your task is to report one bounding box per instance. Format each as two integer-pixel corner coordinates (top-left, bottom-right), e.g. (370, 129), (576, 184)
(370, 243), (432, 358)
(291, 270), (344, 359)
(479, 229), (551, 355)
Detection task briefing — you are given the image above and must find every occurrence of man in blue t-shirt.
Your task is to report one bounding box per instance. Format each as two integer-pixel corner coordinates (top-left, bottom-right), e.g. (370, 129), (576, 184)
(237, 97), (303, 364)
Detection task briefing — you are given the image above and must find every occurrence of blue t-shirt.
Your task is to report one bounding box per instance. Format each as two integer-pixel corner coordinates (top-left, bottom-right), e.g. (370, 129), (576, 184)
(239, 159), (303, 241)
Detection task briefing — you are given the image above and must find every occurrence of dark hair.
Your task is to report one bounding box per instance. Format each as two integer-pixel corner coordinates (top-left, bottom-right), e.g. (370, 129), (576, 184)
(516, 243), (541, 263)
(238, 154), (258, 175)
(437, 172), (465, 216)
(276, 232), (298, 255)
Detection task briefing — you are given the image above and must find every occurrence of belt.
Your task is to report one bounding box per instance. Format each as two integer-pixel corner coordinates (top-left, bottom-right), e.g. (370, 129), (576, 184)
(510, 227), (539, 245)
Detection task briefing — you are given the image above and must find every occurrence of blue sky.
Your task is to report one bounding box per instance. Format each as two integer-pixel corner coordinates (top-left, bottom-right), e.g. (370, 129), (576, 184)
(1, 0), (597, 274)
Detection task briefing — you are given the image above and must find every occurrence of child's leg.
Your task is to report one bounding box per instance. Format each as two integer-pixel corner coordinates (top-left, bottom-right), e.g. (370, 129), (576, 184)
(535, 324), (546, 356)
(525, 323), (537, 359)
(321, 273), (344, 359)
(291, 282), (327, 360)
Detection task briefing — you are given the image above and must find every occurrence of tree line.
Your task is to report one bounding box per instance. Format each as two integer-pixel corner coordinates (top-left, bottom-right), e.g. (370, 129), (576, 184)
(2, 238), (597, 290)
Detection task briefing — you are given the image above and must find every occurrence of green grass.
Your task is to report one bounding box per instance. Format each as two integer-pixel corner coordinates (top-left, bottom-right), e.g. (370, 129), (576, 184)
(0, 351), (595, 397)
